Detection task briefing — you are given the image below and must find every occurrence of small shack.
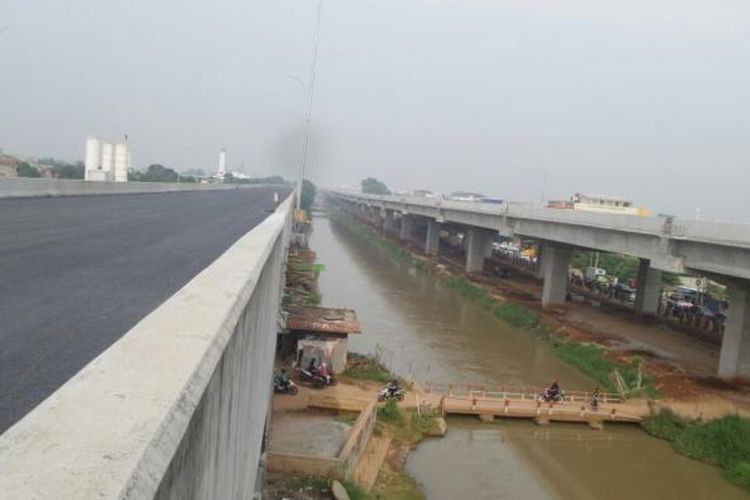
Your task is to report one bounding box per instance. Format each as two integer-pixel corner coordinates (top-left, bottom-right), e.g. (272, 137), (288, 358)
(286, 305), (361, 374)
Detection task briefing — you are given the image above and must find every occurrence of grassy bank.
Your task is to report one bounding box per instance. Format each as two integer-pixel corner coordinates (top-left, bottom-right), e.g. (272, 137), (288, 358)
(335, 214), (657, 397)
(643, 409), (750, 492)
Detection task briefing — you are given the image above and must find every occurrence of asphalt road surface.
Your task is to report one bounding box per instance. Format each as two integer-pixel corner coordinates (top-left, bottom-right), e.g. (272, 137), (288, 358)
(0, 187), (288, 432)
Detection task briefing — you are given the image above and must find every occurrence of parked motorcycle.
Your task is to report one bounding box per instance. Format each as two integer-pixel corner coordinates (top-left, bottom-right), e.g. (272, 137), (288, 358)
(298, 367), (336, 389)
(273, 377), (299, 395)
(378, 382), (405, 401)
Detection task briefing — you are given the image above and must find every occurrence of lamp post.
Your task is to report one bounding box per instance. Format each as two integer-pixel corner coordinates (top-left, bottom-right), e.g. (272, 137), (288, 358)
(284, 74), (308, 209)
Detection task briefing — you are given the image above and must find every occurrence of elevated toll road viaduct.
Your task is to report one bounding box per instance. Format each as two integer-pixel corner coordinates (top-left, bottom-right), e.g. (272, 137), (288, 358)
(328, 190), (750, 380)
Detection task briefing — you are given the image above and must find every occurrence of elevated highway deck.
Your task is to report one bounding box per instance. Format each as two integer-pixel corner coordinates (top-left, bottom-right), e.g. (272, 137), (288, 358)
(0, 187), (287, 432)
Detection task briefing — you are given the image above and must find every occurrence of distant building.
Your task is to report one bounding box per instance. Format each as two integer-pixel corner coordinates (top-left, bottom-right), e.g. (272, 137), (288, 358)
(84, 136), (130, 182)
(548, 193), (651, 217)
(0, 155), (19, 178)
(218, 148), (227, 178)
(449, 191), (485, 202)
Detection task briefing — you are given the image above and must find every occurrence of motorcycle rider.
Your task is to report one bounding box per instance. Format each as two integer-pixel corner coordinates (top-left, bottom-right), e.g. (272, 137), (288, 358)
(307, 357), (317, 373)
(591, 387), (601, 410)
(318, 362), (330, 384)
(545, 379), (561, 401)
(386, 379), (402, 397)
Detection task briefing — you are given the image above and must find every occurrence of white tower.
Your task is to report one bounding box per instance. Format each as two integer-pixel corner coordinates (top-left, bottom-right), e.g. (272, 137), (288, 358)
(218, 148), (227, 177)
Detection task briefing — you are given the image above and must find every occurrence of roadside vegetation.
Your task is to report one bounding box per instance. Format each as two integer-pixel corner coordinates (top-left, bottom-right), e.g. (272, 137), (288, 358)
(341, 353), (394, 383)
(643, 409), (750, 492)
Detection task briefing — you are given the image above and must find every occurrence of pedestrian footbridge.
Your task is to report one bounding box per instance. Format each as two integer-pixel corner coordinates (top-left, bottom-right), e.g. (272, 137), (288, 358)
(420, 383), (648, 428)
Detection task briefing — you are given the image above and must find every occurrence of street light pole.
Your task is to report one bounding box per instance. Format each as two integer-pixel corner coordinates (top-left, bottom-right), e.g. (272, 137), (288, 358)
(297, 0), (324, 210)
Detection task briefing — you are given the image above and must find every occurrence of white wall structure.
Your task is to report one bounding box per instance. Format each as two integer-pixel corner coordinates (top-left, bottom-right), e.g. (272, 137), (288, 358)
(113, 143), (129, 183)
(0, 194), (294, 499)
(84, 136), (130, 182)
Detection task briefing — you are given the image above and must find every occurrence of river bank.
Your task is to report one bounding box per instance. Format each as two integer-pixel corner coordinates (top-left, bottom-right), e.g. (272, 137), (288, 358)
(329, 209), (750, 494)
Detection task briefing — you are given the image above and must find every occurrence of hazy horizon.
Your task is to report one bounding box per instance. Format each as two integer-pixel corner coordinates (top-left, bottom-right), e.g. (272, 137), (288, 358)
(2, 1), (749, 222)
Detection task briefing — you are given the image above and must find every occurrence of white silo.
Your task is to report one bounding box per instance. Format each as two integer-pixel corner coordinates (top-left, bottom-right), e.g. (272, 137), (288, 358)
(218, 148), (227, 177)
(84, 137), (102, 181)
(113, 142), (129, 182)
(101, 142), (114, 176)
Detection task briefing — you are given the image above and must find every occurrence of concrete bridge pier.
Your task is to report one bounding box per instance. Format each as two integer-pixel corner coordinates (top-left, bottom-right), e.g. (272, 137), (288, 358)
(541, 243), (573, 308)
(719, 279), (750, 379)
(534, 243), (545, 280)
(400, 214), (417, 243)
(367, 206), (380, 225)
(634, 258), (663, 315)
(466, 227), (495, 273)
(425, 220), (441, 256)
(384, 209), (398, 235)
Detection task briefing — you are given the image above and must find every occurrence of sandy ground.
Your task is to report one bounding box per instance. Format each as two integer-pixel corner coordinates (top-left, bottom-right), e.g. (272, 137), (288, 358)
(269, 411), (352, 458)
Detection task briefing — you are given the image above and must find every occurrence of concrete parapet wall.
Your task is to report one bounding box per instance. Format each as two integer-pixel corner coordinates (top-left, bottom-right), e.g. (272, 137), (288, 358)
(0, 195), (294, 499)
(0, 177), (285, 199)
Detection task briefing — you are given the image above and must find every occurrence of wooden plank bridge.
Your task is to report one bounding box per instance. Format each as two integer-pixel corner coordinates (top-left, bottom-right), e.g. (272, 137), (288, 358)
(418, 383), (650, 429)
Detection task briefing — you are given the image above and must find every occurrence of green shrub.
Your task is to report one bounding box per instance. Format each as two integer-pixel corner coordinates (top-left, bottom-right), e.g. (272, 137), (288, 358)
(342, 353), (393, 383)
(641, 408), (688, 441)
(643, 410), (750, 492)
(378, 399), (403, 423)
(494, 303), (540, 329)
(342, 480), (370, 500)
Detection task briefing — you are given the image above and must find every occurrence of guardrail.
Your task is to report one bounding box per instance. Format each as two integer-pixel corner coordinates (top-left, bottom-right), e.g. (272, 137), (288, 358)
(423, 382), (623, 404)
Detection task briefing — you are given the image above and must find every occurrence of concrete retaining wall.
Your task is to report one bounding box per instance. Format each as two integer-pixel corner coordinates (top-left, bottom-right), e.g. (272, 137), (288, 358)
(0, 195), (294, 499)
(0, 177), (285, 199)
(267, 399), (378, 481)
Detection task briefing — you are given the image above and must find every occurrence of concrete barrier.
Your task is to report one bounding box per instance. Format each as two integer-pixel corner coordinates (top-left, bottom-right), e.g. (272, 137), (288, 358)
(0, 194), (294, 499)
(0, 177), (285, 199)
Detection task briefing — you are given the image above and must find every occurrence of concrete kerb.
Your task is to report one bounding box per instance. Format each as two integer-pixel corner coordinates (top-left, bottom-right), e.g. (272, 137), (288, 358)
(0, 177), (287, 199)
(0, 194), (295, 499)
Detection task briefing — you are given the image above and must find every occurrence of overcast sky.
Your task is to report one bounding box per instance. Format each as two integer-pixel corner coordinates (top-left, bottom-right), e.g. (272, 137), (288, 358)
(2, 1), (749, 222)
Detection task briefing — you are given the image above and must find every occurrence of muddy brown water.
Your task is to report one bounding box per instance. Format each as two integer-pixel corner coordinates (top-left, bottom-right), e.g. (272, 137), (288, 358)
(310, 215), (748, 499)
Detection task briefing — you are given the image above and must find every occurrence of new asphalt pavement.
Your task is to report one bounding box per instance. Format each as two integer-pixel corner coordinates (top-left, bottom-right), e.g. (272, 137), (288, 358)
(0, 186), (288, 432)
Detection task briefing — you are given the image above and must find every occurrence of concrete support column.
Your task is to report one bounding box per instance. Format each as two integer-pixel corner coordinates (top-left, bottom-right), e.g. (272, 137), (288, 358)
(634, 258), (663, 315)
(399, 214), (416, 242)
(368, 206), (379, 224)
(425, 220), (441, 256)
(384, 210), (397, 234)
(534, 244), (545, 280)
(465, 227), (494, 273)
(719, 280), (750, 379)
(541, 243), (573, 308)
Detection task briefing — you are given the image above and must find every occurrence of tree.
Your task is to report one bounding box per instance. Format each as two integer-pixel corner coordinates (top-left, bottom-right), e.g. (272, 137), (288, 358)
(16, 162), (41, 178)
(38, 157), (85, 179)
(361, 177), (390, 195)
(138, 164), (178, 183)
(300, 179), (316, 212)
(54, 163), (84, 179)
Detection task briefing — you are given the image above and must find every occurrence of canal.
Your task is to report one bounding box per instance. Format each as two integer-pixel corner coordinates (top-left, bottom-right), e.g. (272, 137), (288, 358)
(311, 214), (747, 500)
